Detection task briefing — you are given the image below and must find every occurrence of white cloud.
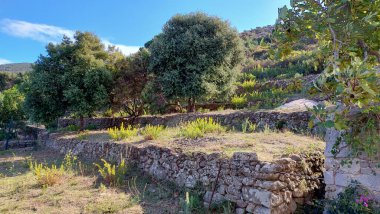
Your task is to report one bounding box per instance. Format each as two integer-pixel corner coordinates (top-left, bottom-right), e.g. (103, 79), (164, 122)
(0, 58), (12, 65)
(1, 19), (74, 43)
(0, 19), (140, 55)
(102, 40), (140, 56)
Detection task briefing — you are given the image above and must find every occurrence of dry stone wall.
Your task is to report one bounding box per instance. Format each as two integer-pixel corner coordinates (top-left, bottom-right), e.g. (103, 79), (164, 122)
(58, 110), (312, 134)
(43, 133), (324, 214)
(324, 128), (380, 202)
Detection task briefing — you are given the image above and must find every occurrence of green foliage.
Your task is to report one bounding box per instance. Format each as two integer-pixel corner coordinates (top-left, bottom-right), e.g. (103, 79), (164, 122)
(108, 123), (138, 140)
(29, 161), (65, 187)
(141, 124), (164, 140)
(326, 182), (378, 214)
(241, 118), (257, 133)
(149, 12), (244, 111)
(180, 117), (226, 139)
(94, 159), (128, 187)
(24, 32), (114, 127)
(0, 86), (25, 144)
(277, 0), (380, 157)
(62, 151), (78, 172)
(65, 124), (80, 132)
(240, 79), (256, 92)
(231, 95), (247, 108)
(112, 48), (151, 117)
(0, 72), (25, 92)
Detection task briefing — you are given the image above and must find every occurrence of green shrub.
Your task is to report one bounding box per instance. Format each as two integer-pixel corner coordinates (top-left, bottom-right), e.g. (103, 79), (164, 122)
(141, 125), (164, 140)
(231, 95), (247, 109)
(241, 79), (256, 92)
(180, 118), (225, 139)
(29, 161), (65, 187)
(66, 124), (80, 131)
(326, 182), (378, 214)
(241, 118), (257, 133)
(108, 123), (138, 140)
(94, 159), (128, 187)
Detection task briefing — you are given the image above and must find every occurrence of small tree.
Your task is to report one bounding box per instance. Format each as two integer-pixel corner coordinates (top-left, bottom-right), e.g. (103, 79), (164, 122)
(112, 48), (150, 118)
(149, 12), (244, 112)
(24, 32), (113, 128)
(0, 86), (25, 149)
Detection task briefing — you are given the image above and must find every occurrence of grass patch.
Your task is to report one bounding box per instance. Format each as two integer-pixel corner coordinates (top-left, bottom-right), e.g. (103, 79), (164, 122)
(179, 118), (226, 139)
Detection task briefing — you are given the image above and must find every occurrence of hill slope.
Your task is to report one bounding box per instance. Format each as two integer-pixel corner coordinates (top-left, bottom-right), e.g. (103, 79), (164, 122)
(0, 63), (33, 73)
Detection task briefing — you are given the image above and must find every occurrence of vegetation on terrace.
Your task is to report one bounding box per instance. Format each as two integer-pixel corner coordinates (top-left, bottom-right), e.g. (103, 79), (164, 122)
(57, 120), (325, 161)
(0, 147), (237, 213)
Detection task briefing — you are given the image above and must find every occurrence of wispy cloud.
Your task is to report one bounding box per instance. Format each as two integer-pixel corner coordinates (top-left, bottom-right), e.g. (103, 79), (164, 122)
(0, 19), (140, 55)
(1, 19), (75, 43)
(102, 40), (141, 56)
(0, 58), (12, 65)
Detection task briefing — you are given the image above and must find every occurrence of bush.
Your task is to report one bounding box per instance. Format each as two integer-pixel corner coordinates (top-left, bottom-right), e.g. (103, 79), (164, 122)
(240, 80), (256, 92)
(29, 162), (65, 187)
(141, 125), (164, 140)
(241, 118), (257, 133)
(180, 118), (226, 139)
(94, 159), (128, 187)
(65, 124), (80, 131)
(231, 95), (247, 108)
(108, 123), (138, 140)
(326, 182), (378, 214)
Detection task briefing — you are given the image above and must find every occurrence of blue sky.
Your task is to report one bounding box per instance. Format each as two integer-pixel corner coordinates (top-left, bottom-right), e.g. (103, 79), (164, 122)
(0, 0), (289, 64)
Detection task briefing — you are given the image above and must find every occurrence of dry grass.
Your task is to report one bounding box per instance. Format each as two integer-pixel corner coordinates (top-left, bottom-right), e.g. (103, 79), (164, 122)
(0, 148), (181, 214)
(58, 127), (325, 161)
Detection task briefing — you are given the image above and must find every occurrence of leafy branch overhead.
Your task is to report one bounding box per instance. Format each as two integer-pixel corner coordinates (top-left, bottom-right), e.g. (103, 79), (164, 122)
(276, 0), (380, 156)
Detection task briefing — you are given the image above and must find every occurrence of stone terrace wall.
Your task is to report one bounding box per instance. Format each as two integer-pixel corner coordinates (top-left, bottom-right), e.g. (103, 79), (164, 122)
(324, 128), (380, 202)
(58, 110), (312, 134)
(43, 135), (324, 214)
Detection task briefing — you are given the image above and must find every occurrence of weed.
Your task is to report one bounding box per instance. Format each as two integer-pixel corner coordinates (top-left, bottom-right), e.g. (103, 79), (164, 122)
(63, 151), (78, 172)
(94, 159), (128, 187)
(141, 125), (164, 140)
(66, 124), (80, 132)
(231, 94), (247, 108)
(108, 123), (138, 140)
(29, 162), (65, 187)
(263, 124), (272, 134)
(240, 79), (256, 92)
(241, 118), (257, 133)
(180, 118), (226, 139)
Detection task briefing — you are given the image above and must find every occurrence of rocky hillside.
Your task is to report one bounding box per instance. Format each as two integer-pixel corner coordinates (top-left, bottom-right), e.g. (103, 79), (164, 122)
(0, 63), (33, 73)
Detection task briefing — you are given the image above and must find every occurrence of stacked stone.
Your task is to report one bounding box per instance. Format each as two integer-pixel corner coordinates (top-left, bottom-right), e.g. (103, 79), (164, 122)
(58, 109), (312, 134)
(45, 136), (324, 214)
(324, 128), (380, 202)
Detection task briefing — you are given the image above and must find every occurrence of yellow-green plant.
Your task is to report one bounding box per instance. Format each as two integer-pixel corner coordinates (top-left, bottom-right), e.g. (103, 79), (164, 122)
(241, 118), (257, 133)
(141, 125), (164, 140)
(231, 94), (247, 109)
(180, 118), (225, 139)
(94, 159), (128, 187)
(63, 151), (78, 172)
(108, 123), (138, 140)
(29, 162), (65, 187)
(241, 79), (256, 92)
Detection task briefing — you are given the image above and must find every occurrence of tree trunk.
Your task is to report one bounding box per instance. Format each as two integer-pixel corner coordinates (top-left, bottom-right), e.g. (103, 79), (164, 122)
(187, 97), (196, 112)
(79, 115), (84, 131)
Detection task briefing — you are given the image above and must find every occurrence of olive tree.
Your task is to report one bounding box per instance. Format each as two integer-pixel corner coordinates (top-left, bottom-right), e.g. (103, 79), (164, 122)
(149, 12), (244, 112)
(24, 32), (113, 128)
